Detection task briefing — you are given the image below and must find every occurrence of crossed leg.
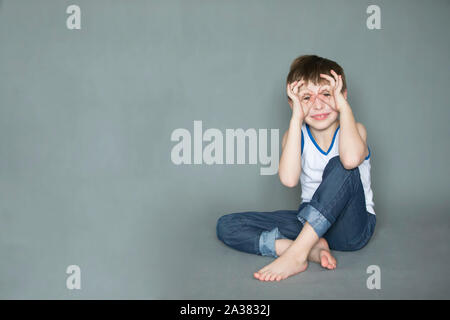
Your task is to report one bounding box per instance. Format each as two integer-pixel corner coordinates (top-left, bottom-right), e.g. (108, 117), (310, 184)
(253, 155), (367, 282)
(275, 237), (336, 270)
(253, 221), (328, 281)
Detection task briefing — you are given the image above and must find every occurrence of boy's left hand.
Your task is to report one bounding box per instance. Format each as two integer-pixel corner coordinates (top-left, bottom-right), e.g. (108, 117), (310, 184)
(318, 69), (347, 113)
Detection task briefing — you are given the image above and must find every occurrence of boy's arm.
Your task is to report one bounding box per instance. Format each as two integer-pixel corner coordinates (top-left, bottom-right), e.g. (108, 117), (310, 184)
(278, 118), (302, 188)
(338, 103), (368, 169)
(318, 70), (368, 169)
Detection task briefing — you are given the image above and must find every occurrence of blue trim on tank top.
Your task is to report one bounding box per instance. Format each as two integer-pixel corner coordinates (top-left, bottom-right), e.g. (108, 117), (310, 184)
(365, 146), (371, 160)
(306, 123), (340, 156)
(301, 130), (304, 155)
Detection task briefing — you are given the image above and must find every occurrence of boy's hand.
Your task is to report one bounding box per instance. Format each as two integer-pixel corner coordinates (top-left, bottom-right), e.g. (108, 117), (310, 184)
(318, 69), (347, 112)
(287, 79), (312, 121)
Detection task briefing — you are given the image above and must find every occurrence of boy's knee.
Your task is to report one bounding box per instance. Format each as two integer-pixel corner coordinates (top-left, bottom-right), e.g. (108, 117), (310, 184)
(323, 155), (358, 178)
(216, 214), (238, 241)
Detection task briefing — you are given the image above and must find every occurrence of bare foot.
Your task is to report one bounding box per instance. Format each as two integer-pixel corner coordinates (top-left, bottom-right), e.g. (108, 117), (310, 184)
(275, 239), (293, 256)
(276, 238), (337, 270)
(254, 247), (308, 282)
(308, 238), (337, 270)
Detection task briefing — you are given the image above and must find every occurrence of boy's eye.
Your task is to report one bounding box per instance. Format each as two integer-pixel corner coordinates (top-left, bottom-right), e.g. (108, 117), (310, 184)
(323, 93), (331, 96)
(303, 96), (310, 100)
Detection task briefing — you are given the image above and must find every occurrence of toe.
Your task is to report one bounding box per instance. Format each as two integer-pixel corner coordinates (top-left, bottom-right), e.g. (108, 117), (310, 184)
(256, 271), (266, 281)
(320, 255), (329, 268)
(259, 266), (269, 274)
(258, 270), (267, 278)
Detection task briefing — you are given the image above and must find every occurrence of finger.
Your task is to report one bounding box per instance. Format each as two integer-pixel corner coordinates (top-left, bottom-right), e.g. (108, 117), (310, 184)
(319, 73), (336, 88)
(290, 80), (298, 89)
(301, 104), (307, 117)
(337, 75), (343, 93)
(295, 79), (305, 89)
(334, 75), (343, 95)
(330, 70), (344, 95)
(293, 79), (305, 94)
(330, 69), (339, 83)
(288, 80), (300, 92)
(287, 82), (295, 98)
(311, 93), (320, 105)
(292, 83), (299, 94)
(320, 95), (339, 112)
(305, 105), (312, 118)
(316, 95), (333, 110)
(287, 81), (301, 101)
(303, 102), (313, 118)
(316, 94), (331, 106)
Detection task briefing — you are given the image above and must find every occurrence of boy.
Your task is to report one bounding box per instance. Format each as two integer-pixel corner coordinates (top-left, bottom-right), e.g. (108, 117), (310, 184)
(216, 55), (376, 282)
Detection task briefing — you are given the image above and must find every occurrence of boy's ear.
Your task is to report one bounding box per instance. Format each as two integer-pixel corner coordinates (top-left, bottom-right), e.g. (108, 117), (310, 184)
(343, 89), (348, 100)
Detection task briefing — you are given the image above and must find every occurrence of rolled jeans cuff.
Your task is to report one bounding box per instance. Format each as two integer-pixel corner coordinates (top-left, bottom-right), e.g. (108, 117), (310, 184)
(259, 227), (287, 258)
(297, 204), (331, 238)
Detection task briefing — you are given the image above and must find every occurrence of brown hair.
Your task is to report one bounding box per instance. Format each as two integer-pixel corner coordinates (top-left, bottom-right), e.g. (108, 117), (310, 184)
(286, 54), (347, 101)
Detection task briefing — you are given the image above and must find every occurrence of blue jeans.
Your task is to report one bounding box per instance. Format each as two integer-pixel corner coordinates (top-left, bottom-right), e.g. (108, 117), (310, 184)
(216, 156), (376, 258)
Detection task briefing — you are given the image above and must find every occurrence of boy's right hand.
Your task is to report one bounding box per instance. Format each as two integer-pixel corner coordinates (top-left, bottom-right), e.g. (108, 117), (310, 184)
(287, 79), (311, 121)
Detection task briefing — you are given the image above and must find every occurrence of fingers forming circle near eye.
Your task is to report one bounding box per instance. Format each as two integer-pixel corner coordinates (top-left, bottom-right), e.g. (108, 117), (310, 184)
(317, 95), (330, 107)
(305, 103), (314, 117)
(289, 81), (296, 90)
(337, 75), (343, 92)
(331, 70), (341, 85)
(320, 73), (335, 88)
(338, 75), (343, 91)
(292, 80), (305, 95)
(295, 79), (305, 90)
(330, 70), (341, 88)
(286, 83), (295, 98)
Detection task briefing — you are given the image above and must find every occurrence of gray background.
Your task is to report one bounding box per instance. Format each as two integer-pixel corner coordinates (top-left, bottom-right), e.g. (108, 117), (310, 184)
(0, 0), (449, 299)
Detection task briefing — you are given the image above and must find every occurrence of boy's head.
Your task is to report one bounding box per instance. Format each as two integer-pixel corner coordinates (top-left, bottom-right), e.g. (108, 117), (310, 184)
(286, 55), (347, 129)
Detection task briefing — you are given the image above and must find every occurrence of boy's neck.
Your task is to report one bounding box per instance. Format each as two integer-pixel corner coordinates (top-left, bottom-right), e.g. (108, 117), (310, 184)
(307, 120), (340, 146)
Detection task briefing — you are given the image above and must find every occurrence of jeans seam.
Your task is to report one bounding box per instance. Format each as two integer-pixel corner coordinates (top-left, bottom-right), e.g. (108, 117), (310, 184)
(322, 170), (355, 221)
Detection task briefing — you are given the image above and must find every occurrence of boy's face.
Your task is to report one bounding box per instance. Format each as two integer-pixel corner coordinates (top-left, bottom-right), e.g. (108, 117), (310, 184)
(289, 81), (347, 129)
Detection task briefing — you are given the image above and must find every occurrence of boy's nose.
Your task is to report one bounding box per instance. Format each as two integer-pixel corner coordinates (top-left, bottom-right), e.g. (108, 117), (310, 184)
(311, 94), (325, 109)
(310, 94), (319, 104)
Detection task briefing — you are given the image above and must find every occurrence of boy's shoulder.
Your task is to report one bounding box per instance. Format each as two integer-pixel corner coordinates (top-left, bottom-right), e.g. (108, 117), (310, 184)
(355, 122), (367, 142)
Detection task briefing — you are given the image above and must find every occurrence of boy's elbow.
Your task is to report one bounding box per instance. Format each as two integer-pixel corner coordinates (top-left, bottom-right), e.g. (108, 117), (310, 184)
(279, 175), (298, 188)
(340, 156), (361, 170)
(284, 181), (299, 188)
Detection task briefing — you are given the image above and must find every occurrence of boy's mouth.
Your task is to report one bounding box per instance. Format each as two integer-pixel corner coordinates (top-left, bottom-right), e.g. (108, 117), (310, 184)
(311, 113), (330, 120)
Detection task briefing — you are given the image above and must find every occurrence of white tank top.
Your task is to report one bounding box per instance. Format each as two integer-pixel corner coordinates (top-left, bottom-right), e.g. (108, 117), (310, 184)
(300, 122), (375, 215)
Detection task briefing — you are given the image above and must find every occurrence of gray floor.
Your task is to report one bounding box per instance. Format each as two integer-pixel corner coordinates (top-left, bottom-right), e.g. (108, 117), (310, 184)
(0, 177), (449, 299)
(158, 200), (450, 300)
